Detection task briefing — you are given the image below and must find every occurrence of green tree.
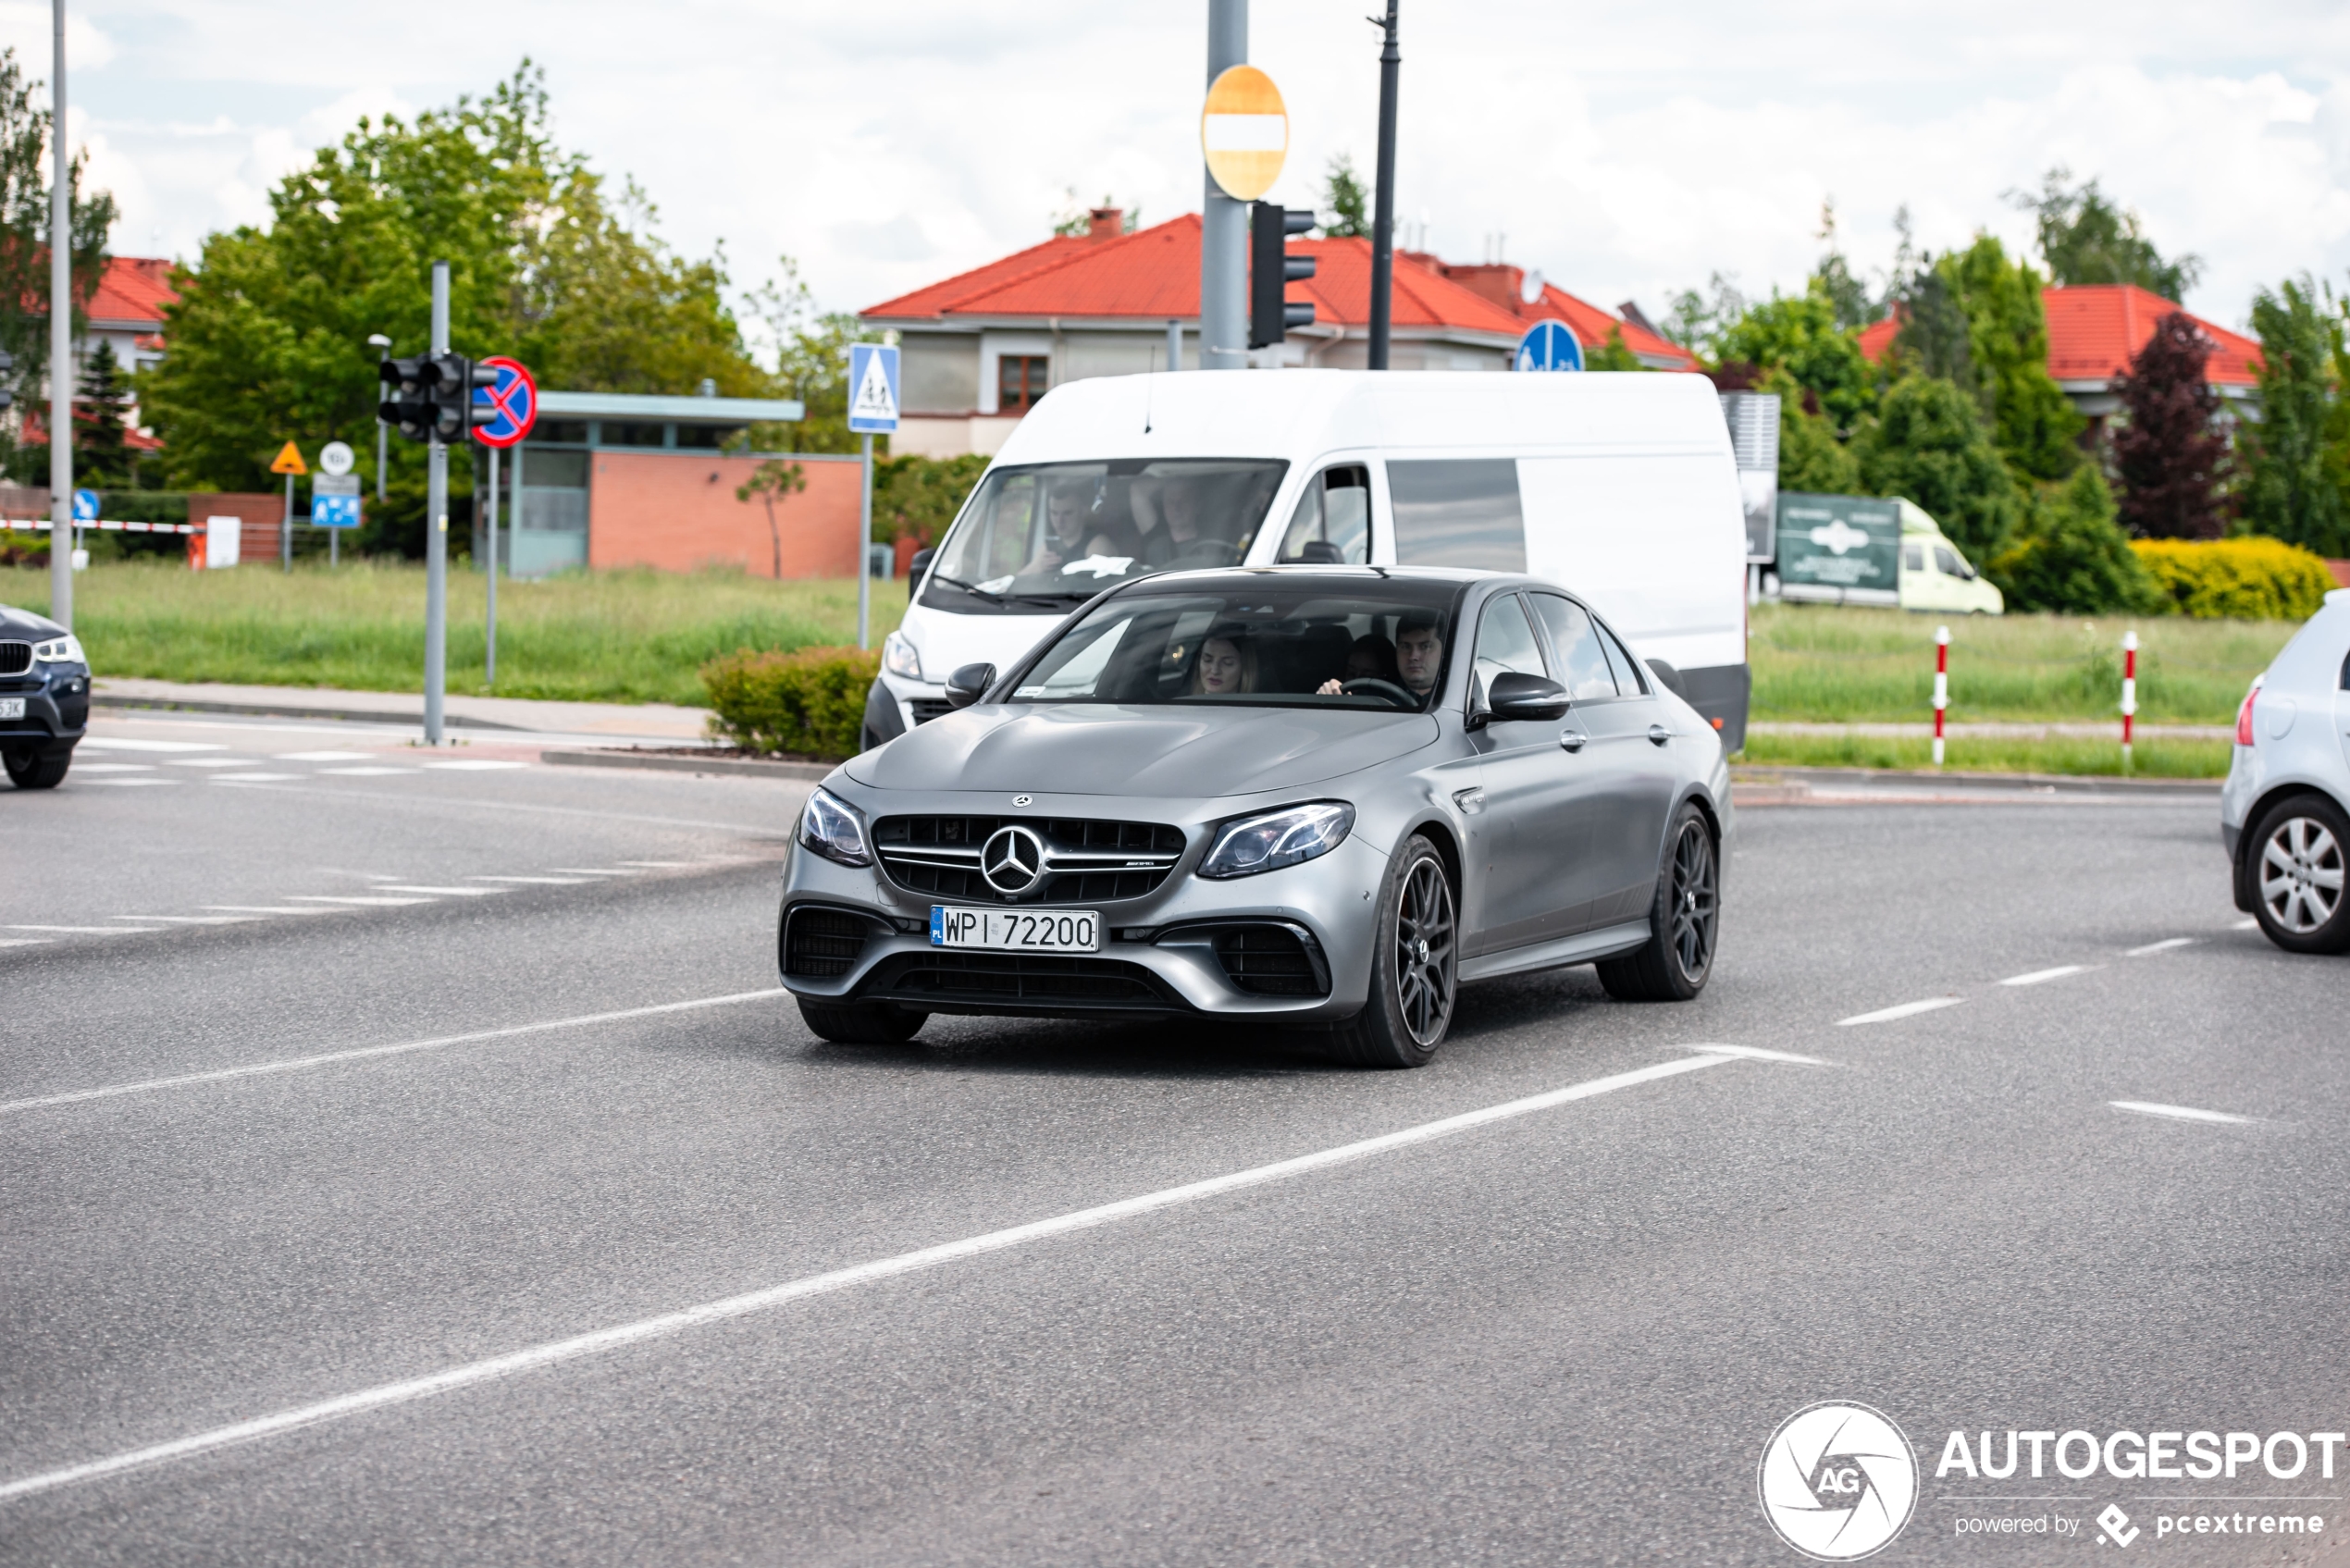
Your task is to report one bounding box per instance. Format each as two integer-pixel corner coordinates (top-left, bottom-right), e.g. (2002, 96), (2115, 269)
(1855, 373), (2023, 561)
(1317, 154), (1369, 240)
(2239, 276), (2350, 556)
(735, 458), (805, 581)
(0, 47), (118, 479)
(872, 452), (988, 547)
(1762, 370), (1862, 493)
(1051, 191), (1139, 237)
(1888, 266), (1982, 403)
(1810, 198), (1885, 332)
(1988, 465), (2157, 613)
(1937, 236), (2084, 484)
(742, 257), (882, 455)
(136, 64), (768, 554)
(2012, 167), (2201, 302)
(1585, 326), (1646, 372)
(72, 339), (134, 487)
(1714, 282), (1876, 431)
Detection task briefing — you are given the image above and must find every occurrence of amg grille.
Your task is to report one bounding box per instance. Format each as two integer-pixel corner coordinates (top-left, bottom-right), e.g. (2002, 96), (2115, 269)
(1212, 925), (1330, 997)
(863, 951), (1180, 1010)
(908, 698), (954, 725)
(0, 642), (29, 676)
(784, 906), (873, 978)
(874, 816), (1186, 906)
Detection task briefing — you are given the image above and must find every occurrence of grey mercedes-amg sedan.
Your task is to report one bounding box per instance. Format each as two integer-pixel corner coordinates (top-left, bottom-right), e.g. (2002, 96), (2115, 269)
(778, 567), (1730, 1067)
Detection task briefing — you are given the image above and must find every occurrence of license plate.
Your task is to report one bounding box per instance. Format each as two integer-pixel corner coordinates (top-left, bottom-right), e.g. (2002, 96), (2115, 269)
(931, 906), (1100, 953)
(0, 698), (22, 720)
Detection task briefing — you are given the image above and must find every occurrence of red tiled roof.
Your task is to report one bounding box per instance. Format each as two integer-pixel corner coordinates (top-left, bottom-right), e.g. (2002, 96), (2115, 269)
(88, 256), (177, 327)
(1857, 285), (2260, 388)
(861, 215), (1695, 365)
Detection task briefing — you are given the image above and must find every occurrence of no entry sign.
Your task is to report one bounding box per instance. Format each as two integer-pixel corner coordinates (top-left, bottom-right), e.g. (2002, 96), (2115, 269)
(472, 356), (538, 448)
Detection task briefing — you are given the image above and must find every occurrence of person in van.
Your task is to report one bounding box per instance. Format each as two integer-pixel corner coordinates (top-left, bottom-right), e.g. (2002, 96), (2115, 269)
(1023, 479), (1132, 575)
(1141, 479), (1244, 569)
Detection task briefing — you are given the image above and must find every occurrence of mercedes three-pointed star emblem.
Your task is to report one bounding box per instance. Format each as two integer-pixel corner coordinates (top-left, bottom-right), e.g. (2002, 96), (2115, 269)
(981, 825), (1046, 895)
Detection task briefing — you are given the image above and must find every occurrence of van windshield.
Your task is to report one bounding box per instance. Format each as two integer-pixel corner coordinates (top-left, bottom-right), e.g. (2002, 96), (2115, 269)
(921, 459), (1288, 614)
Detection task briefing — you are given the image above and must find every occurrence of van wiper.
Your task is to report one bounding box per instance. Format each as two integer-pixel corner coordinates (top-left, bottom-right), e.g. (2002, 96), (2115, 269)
(926, 572), (1008, 605)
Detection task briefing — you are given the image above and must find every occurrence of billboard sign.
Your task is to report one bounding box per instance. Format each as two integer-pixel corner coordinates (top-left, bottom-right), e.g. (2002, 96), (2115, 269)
(1775, 493), (1900, 605)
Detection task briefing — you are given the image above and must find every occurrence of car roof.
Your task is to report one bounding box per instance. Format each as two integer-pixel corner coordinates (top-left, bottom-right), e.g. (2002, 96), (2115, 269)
(1126, 565), (1523, 590)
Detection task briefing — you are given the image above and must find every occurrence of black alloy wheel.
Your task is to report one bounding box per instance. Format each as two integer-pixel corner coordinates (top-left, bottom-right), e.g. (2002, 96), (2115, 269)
(1598, 802), (1719, 1002)
(1329, 834), (1457, 1068)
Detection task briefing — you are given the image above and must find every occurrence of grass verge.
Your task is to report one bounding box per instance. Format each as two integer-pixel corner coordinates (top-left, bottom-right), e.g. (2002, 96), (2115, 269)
(2, 561), (909, 707)
(1738, 730), (2232, 778)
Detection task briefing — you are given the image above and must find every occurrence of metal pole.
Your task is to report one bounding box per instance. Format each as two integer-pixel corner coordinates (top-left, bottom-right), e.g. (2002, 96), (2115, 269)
(858, 432), (873, 650)
(330, 509), (338, 568)
(1199, 0), (1247, 370)
(46, 0), (71, 627)
(424, 261), (449, 746)
(1367, 0), (1401, 371)
(485, 445), (498, 688)
(280, 470), (291, 572)
(1167, 318), (1182, 374)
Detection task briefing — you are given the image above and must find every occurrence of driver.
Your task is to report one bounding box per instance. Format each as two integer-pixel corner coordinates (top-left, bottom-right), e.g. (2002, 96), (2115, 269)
(1143, 478), (1227, 567)
(1318, 623), (1438, 698)
(1021, 481), (1129, 574)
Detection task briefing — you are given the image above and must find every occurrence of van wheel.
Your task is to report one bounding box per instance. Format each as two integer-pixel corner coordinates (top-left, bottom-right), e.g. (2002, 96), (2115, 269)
(4, 745), (70, 790)
(798, 998), (928, 1044)
(1326, 835), (1456, 1068)
(2248, 794), (2350, 955)
(1598, 804), (1718, 1001)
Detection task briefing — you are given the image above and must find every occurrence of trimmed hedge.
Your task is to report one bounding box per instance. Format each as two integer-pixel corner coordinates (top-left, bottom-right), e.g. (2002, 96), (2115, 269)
(2131, 537), (2337, 621)
(701, 645), (880, 758)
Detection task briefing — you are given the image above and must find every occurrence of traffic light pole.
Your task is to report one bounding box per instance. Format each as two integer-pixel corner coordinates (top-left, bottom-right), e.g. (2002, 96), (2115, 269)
(1199, 0), (1246, 370)
(1367, 0), (1401, 372)
(46, 0), (71, 629)
(424, 260), (449, 747)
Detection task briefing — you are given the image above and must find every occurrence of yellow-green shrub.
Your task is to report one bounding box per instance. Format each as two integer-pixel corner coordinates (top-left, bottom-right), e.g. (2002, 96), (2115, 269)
(2130, 537), (2338, 621)
(701, 645), (880, 757)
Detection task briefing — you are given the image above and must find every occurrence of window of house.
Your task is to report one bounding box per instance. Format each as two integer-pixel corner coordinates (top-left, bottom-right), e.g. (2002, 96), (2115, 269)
(998, 355), (1050, 414)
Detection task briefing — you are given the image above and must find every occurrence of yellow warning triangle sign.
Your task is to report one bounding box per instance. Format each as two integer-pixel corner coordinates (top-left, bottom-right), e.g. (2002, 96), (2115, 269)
(269, 440), (307, 476)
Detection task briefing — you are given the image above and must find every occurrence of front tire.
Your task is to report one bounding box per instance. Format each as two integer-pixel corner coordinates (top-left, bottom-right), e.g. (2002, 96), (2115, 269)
(797, 998), (929, 1044)
(2248, 794), (2350, 955)
(1598, 802), (1719, 1002)
(4, 744), (70, 790)
(1327, 834), (1457, 1068)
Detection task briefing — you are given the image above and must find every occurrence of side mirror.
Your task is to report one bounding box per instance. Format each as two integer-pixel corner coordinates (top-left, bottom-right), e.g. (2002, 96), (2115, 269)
(909, 547), (935, 583)
(1645, 659), (1686, 699)
(1487, 671), (1571, 722)
(945, 662), (996, 710)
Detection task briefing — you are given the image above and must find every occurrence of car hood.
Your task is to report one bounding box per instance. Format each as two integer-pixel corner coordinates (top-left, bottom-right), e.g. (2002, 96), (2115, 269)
(845, 704), (1443, 797)
(0, 603), (64, 639)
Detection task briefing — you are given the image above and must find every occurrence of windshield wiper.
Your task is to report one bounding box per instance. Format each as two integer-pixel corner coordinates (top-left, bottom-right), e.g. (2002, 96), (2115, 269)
(925, 572), (1008, 605)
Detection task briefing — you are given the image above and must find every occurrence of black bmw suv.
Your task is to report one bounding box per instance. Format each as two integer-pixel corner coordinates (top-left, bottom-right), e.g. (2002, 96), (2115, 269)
(1, 603), (89, 789)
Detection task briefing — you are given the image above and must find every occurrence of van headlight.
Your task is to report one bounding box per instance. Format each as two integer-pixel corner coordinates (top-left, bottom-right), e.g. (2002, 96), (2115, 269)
(798, 787), (873, 868)
(883, 631), (922, 682)
(1198, 801), (1354, 880)
(32, 634), (85, 665)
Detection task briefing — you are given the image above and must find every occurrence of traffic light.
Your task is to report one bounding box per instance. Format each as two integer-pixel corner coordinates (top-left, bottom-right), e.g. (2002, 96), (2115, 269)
(0, 349), (13, 411)
(1249, 203), (1317, 350)
(378, 354), (497, 444)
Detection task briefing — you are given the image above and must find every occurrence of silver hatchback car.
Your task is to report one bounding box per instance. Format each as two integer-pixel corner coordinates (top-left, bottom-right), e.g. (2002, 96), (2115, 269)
(2223, 587), (2350, 954)
(778, 568), (1732, 1066)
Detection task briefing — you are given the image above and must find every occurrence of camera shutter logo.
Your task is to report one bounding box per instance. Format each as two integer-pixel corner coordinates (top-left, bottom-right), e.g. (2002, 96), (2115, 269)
(1757, 1401), (1918, 1561)
(981, 826), (1047, 895)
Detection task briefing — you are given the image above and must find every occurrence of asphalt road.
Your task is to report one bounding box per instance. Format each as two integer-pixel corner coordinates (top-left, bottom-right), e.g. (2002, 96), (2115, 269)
(6, 712), (2350, 1566)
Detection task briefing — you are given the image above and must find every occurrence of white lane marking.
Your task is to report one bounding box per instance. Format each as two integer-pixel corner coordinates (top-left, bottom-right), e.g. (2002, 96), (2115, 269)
(179, 779), (798, 835)
(277, 751), (374, 762)
(2126, 938), (2195, 957)
(82, 778), (177, 787)
(0, 988), (790, 1117)
(1688, 1043), (1832, 1066)
(374, 885), (504, 896)
(71, 763), (155, 773)
(203, 906), (335, 916)
(467, 875), (591, 885)
(0, 938), (55, 947)
(1836, 997), (1962, 1026)
(317, 767), (416, 776)
(548, 868), (641, 876)
(6, 925), (164, 934)
(0, 1052), (1736, 1500)
(75, 738), (225, 753)
(167, 758), (264, 768)
(285, 895), (435, 907)
(1999, 965), (2085, 987)
(209, 772), (303, 783)
(425, 759), (527, 771)
(617, 860), (693, 868)
(2232, 918), (2260, 931)
(108, 916), (260, 925)
(2110, 1100), (2256, 1126)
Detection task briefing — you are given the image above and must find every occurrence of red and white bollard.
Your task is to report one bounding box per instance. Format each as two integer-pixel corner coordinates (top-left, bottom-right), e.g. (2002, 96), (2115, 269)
(2121, 630), (2138, 773)
(1933, 624), (1950, 768)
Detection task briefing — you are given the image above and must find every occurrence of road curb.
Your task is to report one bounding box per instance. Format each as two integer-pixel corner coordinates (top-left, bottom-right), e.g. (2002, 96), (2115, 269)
(93, 692), (526, 731)
(1732, 764), (2220, 805)
(540, 748), (835, 782)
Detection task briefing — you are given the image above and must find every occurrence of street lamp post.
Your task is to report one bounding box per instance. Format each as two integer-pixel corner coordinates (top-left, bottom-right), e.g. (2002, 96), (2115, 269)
(368, 333), (391, 511)
(46, 0), (71, 628)
(1367, 0), (1402, 372)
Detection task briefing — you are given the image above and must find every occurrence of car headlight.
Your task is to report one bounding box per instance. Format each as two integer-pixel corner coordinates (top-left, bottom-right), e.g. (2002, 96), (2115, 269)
(883, 630), (922, 682)
(32, 634), (85, 665)
(1198, 801), (1354, 880)
(798, 786), (873, 868)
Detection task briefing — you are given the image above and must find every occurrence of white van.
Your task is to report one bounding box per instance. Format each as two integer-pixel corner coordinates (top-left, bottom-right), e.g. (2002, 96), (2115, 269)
(868, 369), (1751, 749)
(1895, 500), (2004, 615)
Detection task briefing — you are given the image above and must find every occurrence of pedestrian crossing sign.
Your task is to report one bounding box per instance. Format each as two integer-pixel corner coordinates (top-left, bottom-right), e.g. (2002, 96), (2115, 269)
(847, 343), (899, 435)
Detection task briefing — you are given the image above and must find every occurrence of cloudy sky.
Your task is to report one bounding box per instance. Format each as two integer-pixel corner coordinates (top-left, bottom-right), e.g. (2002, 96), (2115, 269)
(8, 0), (2349, 340)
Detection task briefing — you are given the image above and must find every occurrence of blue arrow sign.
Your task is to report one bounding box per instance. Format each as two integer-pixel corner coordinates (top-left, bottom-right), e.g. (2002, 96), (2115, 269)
(847, 343), (900, 434)
(71, 488), (100, 521)
(1514, 319), (1584, 373)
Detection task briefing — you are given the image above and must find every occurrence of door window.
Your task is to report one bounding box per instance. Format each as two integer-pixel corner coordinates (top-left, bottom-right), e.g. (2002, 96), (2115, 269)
(1388, 459), (1527, 570)
(1528, 593), (1620, 701)
(1903, 543), (1925, 572)
(1472, 593), (1548, 708)
(1594, 622), (1647, 696)
(1276, 464), (1372, 564)
(1934, 545), (1963, 577)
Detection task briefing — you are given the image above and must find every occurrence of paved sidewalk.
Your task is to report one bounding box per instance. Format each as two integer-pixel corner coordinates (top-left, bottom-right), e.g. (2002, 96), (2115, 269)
(1750, 720), (2233, 741)
(93, 677), (712, 742)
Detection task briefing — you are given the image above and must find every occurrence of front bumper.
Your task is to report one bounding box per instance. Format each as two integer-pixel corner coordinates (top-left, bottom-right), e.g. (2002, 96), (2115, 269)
(0, 662), (90, 753)
(777, 800), (1391, 1022)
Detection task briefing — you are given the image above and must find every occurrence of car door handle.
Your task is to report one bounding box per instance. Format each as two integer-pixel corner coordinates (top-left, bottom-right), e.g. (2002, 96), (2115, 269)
(1648, 724), (1672, 746)
(1557, 730), (1588, 753)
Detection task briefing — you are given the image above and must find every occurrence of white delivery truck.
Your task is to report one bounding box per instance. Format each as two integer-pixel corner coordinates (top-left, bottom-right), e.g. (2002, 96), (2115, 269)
(867, 369), (1752, 748)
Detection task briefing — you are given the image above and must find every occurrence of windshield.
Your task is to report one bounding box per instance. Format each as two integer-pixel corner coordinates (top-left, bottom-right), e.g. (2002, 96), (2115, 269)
(1008, 575), (1464, 713)
(921, 458), (1289, 613)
